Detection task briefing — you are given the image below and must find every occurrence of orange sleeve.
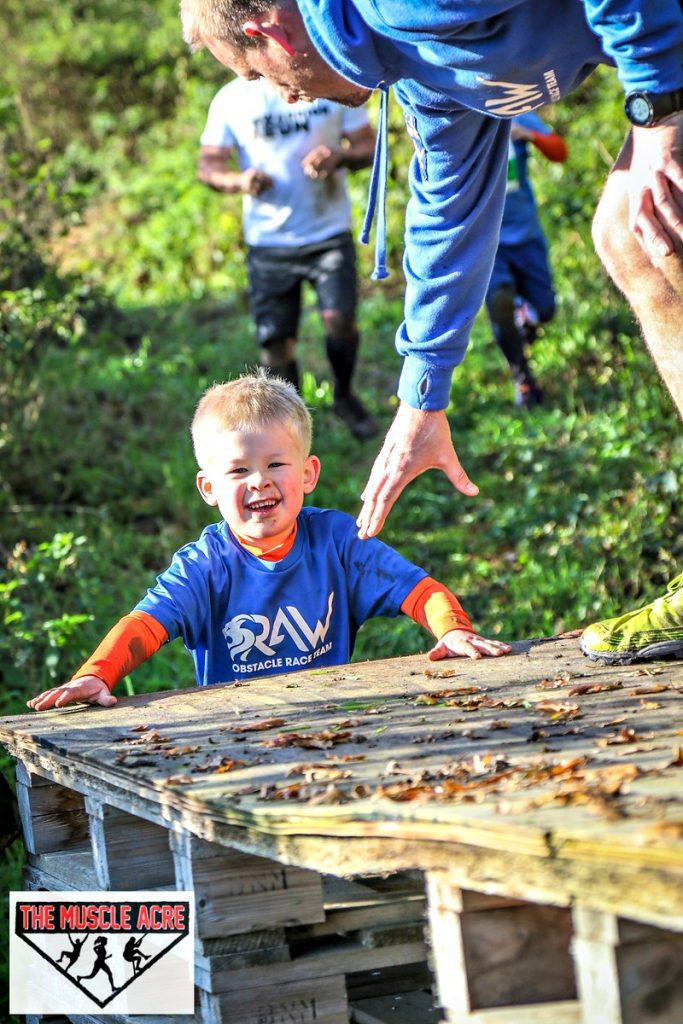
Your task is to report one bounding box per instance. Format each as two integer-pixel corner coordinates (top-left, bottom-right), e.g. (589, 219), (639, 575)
(529, 130), (568, 163)
(401, 577), (473, 639)
(73, 611), (168, 691)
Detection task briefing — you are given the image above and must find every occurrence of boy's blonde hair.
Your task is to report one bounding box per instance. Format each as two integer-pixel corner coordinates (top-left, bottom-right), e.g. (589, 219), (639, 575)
(192, 370), (313, 467)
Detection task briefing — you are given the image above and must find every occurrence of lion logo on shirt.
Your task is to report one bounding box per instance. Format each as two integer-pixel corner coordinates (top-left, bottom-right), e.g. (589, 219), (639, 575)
(223, 593), (335, 661)
(222, 614), (274, 661)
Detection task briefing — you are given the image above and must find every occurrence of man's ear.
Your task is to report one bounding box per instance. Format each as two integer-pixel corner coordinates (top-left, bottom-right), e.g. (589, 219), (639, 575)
(302, 454), (321, 494)
(242, 20), (297, 56)
(196, 470), (218, 507)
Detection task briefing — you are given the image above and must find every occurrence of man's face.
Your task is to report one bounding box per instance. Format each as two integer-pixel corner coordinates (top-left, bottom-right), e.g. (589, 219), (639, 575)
(201, 33), (371, 107)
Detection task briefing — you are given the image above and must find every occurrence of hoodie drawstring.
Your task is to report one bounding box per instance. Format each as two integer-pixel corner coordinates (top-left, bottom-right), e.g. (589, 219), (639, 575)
(359, 84), (389, 281)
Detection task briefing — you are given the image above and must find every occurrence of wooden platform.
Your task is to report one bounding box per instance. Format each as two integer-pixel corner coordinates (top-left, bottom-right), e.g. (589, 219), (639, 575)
(3, 636), (682, 1023)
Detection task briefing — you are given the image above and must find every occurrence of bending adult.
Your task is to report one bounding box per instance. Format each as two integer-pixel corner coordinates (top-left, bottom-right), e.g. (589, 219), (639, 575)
(180, 0), (683, 665)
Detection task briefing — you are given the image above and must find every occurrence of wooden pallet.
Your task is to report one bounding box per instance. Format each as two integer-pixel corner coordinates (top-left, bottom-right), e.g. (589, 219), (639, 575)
(4, 639), (683, 1024)
(17, 765), (431, 1024)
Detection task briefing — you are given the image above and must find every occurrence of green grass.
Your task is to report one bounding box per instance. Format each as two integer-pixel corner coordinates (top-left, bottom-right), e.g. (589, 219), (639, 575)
(0, 7), (680, 1020)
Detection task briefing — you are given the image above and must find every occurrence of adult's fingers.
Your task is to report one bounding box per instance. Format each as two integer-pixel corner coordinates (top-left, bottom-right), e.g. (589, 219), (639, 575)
(442, 451), (479, 497)
(356, 451), (410, 538)
(633, 185), (681, 258)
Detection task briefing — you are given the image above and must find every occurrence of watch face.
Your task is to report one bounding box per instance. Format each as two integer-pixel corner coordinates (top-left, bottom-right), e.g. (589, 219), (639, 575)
(628, 94), (653, 125)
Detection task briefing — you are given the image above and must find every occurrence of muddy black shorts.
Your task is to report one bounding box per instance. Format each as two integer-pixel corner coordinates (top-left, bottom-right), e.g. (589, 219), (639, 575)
(246, 231), (358, 347)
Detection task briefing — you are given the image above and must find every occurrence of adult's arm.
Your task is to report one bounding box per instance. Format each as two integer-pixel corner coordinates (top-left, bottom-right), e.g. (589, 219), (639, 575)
(197, 145), (273, 196)
(357, 105), (509, 537)
(582, 0), (683, 257)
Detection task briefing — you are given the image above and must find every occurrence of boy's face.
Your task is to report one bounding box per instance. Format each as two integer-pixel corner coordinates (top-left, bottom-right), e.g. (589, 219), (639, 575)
(196, 422), (320, 544)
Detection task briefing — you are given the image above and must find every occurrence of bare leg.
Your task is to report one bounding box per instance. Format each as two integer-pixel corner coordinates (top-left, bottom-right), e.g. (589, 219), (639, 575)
(592, 131), (683, 418)
(582, 132), (683, 663)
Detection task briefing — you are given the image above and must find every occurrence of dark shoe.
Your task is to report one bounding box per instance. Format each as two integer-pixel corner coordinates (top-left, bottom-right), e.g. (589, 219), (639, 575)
(332, 394), (379, 439)
(514, 380), (543, 409)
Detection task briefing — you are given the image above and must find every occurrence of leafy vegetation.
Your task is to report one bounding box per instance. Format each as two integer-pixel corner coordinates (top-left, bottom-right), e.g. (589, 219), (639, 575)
(0, 3), (680, 1019)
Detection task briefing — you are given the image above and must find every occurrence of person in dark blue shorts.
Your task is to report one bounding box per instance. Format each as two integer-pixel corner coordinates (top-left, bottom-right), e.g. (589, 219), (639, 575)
(486, 112), (568, 408)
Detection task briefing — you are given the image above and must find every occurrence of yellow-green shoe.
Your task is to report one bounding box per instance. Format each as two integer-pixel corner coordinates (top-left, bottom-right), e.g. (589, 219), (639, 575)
(580, 572), (683, 664)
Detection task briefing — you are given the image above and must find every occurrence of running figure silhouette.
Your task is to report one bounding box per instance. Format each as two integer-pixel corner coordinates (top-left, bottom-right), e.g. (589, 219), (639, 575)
(77, 935), (117, 991)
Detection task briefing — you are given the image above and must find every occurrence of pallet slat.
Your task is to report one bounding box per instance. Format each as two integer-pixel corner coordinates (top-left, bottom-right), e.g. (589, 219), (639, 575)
(199, 973), (349, 1024)
(572, 907), (683, 1024)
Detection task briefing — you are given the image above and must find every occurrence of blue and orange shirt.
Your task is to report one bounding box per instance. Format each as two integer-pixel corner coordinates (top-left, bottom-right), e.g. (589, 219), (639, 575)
(76, 507), (471, 689)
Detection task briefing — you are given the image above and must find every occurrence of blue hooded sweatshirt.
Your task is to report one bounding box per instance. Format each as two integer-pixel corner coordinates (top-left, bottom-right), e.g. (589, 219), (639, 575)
(295, 1), (683, 410)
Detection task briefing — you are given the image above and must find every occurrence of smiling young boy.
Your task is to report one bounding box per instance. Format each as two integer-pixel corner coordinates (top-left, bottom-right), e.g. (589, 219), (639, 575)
(28, 373), (509, 711)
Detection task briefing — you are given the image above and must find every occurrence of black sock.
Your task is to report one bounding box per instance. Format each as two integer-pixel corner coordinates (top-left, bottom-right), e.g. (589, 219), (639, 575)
(261, 359), (301, 392)
(325, 331), (358, 400)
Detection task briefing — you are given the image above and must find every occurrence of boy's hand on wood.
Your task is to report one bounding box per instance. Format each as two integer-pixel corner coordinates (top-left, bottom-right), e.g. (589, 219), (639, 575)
(429, 629), (511, 660)
(27, 675), (117, 712)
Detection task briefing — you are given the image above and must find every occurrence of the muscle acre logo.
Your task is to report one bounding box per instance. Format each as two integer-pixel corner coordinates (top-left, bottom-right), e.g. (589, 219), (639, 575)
(10, 891), (194, 1014)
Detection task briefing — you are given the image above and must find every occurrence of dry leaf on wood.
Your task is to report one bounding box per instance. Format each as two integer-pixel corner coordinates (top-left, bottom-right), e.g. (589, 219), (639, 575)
(568, 681), (623, 696)
(232, 717), (287, 733)
(597, 727), (640, 746)
(532, 701), (581, 721)
(192, 756), (247, 774)
(262, 730), (353, 749)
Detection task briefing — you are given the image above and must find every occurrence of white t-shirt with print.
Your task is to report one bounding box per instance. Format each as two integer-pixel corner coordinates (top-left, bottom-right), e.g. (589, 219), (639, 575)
(200, 78), (370, 248)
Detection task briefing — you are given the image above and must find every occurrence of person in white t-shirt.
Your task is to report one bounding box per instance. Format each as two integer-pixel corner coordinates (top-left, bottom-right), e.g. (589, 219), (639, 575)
(198, 78), (378, 439)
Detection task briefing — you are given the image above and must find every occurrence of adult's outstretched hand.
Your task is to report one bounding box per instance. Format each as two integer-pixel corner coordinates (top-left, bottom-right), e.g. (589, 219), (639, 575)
(630, 115), (683, 259)
(356, 403), (478, 539)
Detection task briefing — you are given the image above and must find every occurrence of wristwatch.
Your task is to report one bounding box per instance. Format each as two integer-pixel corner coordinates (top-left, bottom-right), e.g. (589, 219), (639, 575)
(624, 89), (683, 127)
